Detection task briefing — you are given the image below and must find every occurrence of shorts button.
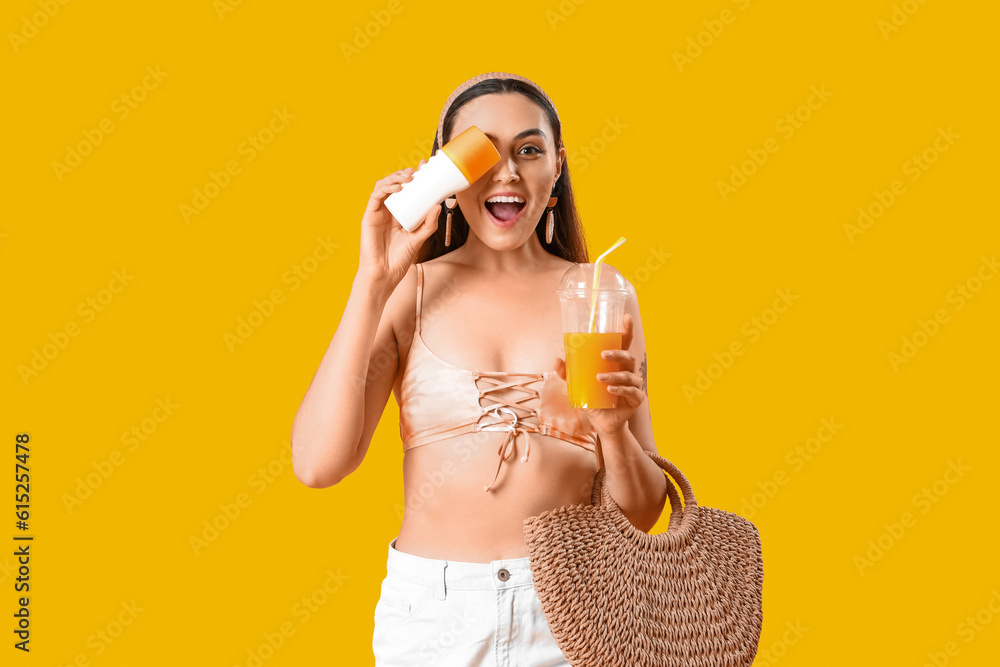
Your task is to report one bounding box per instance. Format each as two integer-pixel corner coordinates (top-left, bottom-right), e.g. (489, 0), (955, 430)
(497, 568), (510, 582)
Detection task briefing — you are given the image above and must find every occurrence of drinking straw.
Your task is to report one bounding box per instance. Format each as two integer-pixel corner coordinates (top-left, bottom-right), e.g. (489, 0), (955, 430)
(588, 236), (627, 333)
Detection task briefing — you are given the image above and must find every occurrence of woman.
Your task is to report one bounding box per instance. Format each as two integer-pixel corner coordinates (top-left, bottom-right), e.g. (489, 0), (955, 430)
(291, 72), (668, 666)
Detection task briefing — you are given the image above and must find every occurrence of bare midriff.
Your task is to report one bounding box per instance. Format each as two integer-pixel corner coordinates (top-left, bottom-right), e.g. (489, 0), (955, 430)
(394, 430), (598, 563)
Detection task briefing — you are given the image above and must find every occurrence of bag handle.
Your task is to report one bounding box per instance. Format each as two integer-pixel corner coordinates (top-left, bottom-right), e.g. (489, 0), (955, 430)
(591, 448), (698, 537)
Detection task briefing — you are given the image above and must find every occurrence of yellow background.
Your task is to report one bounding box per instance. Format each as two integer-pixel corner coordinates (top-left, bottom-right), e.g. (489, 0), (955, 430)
(3, 0), (998, 664)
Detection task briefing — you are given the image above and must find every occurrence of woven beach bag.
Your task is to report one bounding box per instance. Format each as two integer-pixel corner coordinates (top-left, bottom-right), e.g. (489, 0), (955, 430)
(523, 448), (763, 667)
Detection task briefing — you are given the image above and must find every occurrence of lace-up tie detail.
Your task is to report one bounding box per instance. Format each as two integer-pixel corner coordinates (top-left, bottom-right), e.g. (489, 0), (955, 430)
(474, 372), (546, 492)
(397, 262), (599, 492)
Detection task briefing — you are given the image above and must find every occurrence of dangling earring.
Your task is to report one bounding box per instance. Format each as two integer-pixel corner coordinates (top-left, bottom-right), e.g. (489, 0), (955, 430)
(545, 196), (558, 244)
(444, 196), (457, 247)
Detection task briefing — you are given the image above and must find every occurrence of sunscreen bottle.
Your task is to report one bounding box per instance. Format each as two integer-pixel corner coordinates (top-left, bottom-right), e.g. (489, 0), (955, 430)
(384, 125), (500, 231)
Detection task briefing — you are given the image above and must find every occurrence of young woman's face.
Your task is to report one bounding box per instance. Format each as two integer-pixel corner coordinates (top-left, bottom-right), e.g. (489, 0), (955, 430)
(447, 93), (566, 250)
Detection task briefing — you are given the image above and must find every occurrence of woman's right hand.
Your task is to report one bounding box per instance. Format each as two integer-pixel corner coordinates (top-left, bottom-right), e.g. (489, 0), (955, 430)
(358, 158), (441, 290)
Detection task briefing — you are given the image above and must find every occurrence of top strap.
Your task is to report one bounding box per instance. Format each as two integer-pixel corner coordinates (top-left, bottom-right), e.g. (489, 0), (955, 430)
(415, 263), (423, 335)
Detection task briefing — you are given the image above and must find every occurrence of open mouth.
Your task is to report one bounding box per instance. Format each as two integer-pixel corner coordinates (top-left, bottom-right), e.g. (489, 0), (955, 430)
(484, 195), (526, 225)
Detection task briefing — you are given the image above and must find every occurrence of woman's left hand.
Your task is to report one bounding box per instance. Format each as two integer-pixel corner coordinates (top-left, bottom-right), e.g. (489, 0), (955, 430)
(553, 313), (645, 435)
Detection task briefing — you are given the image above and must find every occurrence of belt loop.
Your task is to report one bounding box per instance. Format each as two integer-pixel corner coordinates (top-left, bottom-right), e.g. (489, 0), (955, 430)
(436, 562), (447, 600)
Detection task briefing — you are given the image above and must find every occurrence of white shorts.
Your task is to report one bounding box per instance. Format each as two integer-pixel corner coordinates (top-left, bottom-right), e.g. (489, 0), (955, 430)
(372, 537), (570, 666)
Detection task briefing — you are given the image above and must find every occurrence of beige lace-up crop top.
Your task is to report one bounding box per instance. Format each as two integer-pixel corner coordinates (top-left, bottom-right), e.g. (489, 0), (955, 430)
(397, 262), (598, 492)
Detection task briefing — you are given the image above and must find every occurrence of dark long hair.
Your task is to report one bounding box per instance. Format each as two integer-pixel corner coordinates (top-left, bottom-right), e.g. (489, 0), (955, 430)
(416, 78), (589, 264)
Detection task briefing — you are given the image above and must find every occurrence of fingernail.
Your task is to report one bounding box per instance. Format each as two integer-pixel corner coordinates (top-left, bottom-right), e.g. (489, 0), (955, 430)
(596, 373), (609, 381)
(601, 351), (611, 358)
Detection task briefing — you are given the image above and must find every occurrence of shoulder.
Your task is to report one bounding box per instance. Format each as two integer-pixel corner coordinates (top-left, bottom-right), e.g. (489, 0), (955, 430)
(547, 256), (577, 278)
(382, 263), (420, 347)
(388, 263), (420, 306)
(624, 275), (639, 307)
(383, 258), (462, 338)
(623, 275), (644, 328)
(417, 255), (464, 295)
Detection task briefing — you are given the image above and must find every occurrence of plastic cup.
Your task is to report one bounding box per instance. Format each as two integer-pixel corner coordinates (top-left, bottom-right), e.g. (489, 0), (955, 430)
(557, 263), (629, 409)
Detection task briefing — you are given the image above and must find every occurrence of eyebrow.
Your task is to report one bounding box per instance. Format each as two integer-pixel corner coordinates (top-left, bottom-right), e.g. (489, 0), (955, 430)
(483, 128), (547, 143)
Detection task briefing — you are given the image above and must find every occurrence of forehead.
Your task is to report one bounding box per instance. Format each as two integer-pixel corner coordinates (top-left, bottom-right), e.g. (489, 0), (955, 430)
(450, 93), (552, 143)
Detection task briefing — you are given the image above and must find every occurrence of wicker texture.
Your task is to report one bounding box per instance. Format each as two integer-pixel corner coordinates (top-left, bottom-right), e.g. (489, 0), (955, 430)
(523, 448), (763, 666)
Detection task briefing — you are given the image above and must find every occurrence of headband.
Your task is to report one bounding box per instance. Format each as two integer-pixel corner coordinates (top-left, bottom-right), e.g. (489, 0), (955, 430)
(435, 72), (562, 150)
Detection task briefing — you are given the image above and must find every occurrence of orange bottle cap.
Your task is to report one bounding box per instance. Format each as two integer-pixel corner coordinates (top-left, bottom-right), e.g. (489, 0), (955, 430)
(440, 125), (501, 184)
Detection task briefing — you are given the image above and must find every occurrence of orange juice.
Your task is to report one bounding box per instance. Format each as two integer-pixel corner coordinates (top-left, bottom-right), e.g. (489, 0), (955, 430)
(564, 332), (623, 409)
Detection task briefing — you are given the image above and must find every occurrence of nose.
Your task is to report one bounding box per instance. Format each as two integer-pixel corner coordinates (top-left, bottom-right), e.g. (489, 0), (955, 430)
(493, 155), (519, 183)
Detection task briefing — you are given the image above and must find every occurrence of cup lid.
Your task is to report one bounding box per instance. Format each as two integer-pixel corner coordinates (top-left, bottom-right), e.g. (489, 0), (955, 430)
(440, 125), (501, 184)
(557, 262), (629, 294)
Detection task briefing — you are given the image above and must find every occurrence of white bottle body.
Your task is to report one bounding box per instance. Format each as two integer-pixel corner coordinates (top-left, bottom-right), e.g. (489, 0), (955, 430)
(384, 151), (470, 231)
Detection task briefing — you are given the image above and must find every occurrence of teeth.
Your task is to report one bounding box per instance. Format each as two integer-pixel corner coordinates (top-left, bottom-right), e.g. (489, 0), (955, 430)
(485, 195), (525, 204)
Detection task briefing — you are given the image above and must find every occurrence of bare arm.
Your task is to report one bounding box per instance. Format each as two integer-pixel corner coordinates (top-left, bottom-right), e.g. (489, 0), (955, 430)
(290, 160), (439, 488)
(588, 281), (667, 532)
(290, 272), (396, 488)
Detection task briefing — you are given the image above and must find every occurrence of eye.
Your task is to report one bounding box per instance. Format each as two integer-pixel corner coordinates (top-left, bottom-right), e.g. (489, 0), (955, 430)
(520, 145), (542, 155)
